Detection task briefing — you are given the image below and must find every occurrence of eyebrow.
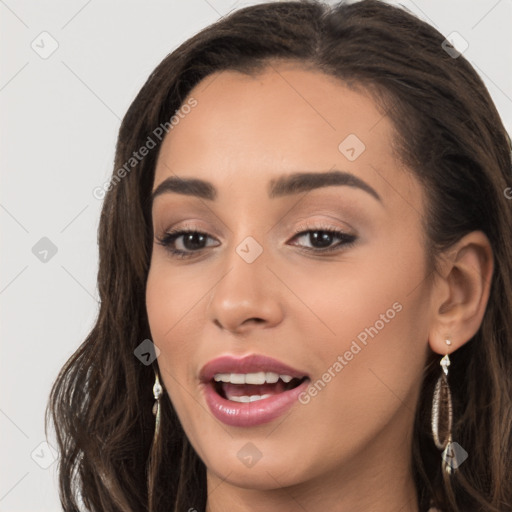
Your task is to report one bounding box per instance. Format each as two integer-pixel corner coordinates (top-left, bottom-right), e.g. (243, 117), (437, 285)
(151, 170), (381, 203)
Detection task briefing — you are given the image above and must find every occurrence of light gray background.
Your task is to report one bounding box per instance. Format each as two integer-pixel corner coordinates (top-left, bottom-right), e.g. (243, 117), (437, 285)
(1, 0), (511, 510)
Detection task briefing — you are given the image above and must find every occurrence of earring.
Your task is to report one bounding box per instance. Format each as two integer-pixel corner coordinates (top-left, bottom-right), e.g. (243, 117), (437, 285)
(431, 345), (455, 475)
(147, 369), (164, 512)
(152, 370), (163, 436)
(148, 369), (164, 512)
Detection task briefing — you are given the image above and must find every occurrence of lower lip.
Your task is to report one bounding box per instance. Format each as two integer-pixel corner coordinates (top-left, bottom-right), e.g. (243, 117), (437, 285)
(202, 379), (310, 427)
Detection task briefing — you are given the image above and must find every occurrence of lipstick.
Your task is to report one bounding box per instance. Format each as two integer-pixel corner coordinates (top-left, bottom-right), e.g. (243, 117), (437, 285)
(199, 354), (310, 427)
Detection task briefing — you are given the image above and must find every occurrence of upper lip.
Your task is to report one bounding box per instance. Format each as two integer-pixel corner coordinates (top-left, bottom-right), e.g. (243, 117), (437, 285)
(199, 354), (309, 382)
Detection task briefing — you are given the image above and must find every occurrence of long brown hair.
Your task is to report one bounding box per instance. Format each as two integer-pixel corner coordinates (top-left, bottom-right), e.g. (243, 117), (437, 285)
(46, 1), (512, 510)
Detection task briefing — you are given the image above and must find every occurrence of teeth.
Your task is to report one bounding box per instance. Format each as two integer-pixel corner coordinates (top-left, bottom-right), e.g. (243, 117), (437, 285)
(229, 373), (245, 384)
(213, 372), (297, 384)
(265, 372), (279, 383)
(245, 371), (266, 384)
(213, 374), (231, 383)
(227, 394), (272, 403)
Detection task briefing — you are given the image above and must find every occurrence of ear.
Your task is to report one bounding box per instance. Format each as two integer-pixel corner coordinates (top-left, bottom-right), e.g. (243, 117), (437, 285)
(428, 231), (494, 355)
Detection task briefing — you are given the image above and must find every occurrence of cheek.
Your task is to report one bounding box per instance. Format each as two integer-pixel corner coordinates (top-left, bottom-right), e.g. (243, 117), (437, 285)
(146, 257), (205, 349)
(286, 234), (427, 357)
(286, 235), (429, 418)
(145, 260), (202, 389)
(271, 276), (429, 482)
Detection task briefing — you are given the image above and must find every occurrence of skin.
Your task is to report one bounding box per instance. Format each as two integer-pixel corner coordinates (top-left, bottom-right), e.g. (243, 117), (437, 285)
(145, 61), (493, 512)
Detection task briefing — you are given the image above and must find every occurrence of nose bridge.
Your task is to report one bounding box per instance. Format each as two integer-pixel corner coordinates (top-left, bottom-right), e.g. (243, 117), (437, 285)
(206, 230), (283, 332)
(212, 231), (268, 307)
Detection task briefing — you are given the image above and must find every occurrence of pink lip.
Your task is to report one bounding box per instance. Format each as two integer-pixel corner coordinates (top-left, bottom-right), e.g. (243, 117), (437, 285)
(199, 354), (310, 427)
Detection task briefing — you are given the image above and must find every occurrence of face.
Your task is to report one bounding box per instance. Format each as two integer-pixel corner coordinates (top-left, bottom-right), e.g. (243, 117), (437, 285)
(146, 62), (432, 492)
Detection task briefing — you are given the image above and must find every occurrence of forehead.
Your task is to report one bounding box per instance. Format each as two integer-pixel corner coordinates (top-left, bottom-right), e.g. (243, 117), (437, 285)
(154, 63), (397, 187)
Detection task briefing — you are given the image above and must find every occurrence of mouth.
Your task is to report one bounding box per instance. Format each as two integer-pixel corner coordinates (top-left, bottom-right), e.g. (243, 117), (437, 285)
(199, 354), (311, 427)
(212, 372), (308, 403)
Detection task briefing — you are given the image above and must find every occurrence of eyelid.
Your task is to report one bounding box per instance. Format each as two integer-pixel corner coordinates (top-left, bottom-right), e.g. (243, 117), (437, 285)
(291, 220), (355, 236)
(159, 220), (222, 238)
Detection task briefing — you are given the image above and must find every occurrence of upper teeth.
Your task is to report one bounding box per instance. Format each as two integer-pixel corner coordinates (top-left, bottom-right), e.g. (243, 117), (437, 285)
(213, 372), (294, 384)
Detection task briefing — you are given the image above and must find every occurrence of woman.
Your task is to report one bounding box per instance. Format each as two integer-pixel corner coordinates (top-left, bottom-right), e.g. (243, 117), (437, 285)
(46, 1), (512, 511)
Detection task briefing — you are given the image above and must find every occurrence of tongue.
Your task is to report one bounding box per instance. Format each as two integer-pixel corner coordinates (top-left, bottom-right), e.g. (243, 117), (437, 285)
(222, 381), (287, 397)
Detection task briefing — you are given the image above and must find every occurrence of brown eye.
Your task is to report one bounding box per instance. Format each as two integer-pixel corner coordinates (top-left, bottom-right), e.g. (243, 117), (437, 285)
(156, 230), (219, 258)
(289, 226), (357, 253)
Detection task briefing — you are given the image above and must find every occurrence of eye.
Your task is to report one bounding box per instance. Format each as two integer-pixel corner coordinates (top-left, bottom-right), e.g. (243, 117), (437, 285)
(288, 224), (357, 253)
(156, 229), (219, 259)
(156, 224), (357, 259)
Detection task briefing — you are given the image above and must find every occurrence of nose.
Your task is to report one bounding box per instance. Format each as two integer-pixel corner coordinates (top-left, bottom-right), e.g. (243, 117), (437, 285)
(207, 243), (284, 335)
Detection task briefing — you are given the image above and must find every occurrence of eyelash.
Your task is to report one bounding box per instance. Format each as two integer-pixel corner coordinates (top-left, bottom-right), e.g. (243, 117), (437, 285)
(156, 223), (357, 259)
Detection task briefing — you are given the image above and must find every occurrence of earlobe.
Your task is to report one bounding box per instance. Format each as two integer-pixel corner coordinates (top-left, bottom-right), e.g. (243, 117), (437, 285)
(428, 231), (494, 355)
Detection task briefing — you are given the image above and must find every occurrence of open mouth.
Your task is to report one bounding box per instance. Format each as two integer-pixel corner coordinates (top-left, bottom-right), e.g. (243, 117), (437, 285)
(212, 372), (309, 403)
(201, 355), (311, 426)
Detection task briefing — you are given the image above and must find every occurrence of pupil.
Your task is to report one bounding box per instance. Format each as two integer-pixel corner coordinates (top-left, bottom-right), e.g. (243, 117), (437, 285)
(184, 233), (206, 250)
(311, 231), (333, 248)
